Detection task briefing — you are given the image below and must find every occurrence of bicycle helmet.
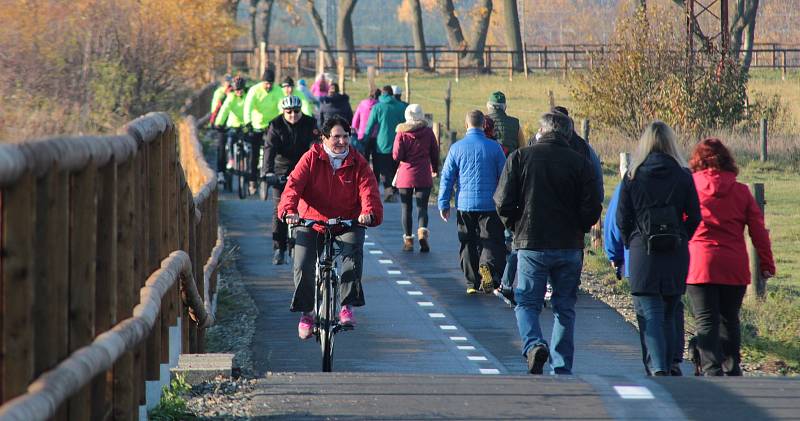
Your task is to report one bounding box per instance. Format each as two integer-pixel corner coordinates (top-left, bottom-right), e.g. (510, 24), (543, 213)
(233, 76), (246, 92)
(279, 95), (302, 110)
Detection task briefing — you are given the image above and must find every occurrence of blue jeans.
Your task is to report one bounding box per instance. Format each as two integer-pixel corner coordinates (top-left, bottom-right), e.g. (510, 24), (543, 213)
(501, 249), (518, 289)
(515, 249), (583, 374)
(632, 294), (681, 374)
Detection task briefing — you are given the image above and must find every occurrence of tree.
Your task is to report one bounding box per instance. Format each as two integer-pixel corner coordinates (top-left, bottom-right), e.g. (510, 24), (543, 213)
(337, 0), (358, 70)
(436, 0), (493, 68)
(502, 0), (523, 70)
(249, 0), (260, 49)
(398, 0), (431, 71)
(259, 0), (276, 49)
(225, 0), (241, 19)
(304, 0), (335, 67)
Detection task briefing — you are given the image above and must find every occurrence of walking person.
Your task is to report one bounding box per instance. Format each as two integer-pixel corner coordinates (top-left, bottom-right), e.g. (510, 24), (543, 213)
(392, 104), (439, 252)
(495, 111), (602, 375)
(351, 89), (381, 158)
(438, 110), (507, 294)
(364, 85), (406, 202)
(486, 91), (526, 156)
(264, 95), (320, 265)
(686, 138), (775, 376)
(616, 121), (701, 376)
(317, 82), (353, 129)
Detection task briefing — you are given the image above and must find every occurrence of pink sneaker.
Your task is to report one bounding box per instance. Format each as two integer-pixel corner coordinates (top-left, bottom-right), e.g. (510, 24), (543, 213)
(298, 314), (314, 339)
(339, 305), (355, 326)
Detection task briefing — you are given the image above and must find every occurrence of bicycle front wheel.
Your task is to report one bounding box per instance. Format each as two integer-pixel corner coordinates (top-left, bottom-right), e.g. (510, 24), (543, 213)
(236, 147), (247, 199)
(320, 269), (335, 372)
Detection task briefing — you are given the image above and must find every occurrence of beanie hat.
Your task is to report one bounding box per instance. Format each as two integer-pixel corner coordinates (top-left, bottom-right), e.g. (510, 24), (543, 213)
(262, 69), (275, 83)
(405, 104), (424, 123)
(281, 76), (295, 87)
(552, 106), (569, 116)
(392, 85), (402, 95)
(488, 91), (506, 104)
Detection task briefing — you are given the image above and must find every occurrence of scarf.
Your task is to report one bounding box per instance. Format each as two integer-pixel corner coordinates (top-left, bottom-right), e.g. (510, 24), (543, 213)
(323, 144), (349, 171)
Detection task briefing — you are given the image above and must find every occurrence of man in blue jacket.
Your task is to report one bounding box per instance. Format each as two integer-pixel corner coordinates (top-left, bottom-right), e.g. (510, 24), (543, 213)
(438, 110), (507, 294)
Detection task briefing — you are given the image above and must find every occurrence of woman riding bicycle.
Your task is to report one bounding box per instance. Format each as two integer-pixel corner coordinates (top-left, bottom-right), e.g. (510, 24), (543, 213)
(278, 116), (383, 339)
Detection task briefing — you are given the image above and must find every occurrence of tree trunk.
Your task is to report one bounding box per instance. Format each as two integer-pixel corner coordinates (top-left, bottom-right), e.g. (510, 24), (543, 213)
(741, 5), (758, 74)
(467, 0), (493, 69)
(305, 0), (335, 68)
(410, 0), (431, 71)
(729, 0), (759, 74)
(249, 0), (259, 49)
(225, 0), (241, 19)
(502, 0), (523, 70)
(259, 0), (275, 48)
(437, 0), (467, 51)
(337, 0), (358, 72)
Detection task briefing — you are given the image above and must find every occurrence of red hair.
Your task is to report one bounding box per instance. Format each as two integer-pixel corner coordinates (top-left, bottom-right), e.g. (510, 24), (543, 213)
(689, 137), (738, 175)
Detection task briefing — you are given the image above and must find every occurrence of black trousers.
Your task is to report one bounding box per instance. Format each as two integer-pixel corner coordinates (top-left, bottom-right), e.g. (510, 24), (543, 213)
(398, 188), (431, 236)
(372, 153), (397, 190)
(456, 210), (507, 288)
(687, 284), (747, 376)
(290, 226), (366, 313)
(248, 132), (265, 183)
(271, 185), (288, 250)
(215, 130), (227, 173)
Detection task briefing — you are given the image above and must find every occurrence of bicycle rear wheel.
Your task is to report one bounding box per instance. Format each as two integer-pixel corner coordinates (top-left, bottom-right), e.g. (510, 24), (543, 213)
(320, 269), (335, 372)
(236, 146), (246, 199)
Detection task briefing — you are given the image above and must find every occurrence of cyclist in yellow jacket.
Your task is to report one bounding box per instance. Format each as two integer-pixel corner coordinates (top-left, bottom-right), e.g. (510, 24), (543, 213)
(278, 76), (314, 117)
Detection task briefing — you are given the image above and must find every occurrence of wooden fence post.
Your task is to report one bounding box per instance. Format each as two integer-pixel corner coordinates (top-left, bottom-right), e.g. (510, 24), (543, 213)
(274, 46), (282, 84)
(781, 50), (787, 81)
(337, 56), (346, 95)
(259, 42), (267, 78)
(431, 47), (437, 72)
(522, 42), (529, 79)
(367, 65), (376, 94)
(581, 119), (590, 142)
(316, 49), (325, 75)
(548, 90), (555, 108)
(404, 72), (410, 103)
(760, 118), (768, 162)
(294, 48), (302, 81)
(455, 53), (460, 83)
(67, 161), (98, 420)
(144, 135), (163, 405)
(1, 174), (36, 403)
(619, 152), (631, 178)
(543, 46), (548, 70)
(508, 52), (513, 82)
(404, 50), (409, 72)
(226, 52), (233, 74)
(445, 81), (452, 132)
(562, 51), (568, 79)
(746, 183), (766, 300)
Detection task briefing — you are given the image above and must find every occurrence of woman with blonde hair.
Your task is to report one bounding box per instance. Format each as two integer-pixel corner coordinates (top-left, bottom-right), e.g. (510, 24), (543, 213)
(616, 121), (701, 375)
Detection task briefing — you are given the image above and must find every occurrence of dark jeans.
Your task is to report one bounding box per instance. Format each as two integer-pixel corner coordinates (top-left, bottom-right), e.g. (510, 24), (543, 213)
(373, 153), (397, 190)
(632, 294), (682, 374)
(456, 211), (507, 288)
(248, 132), (265, 183)
(634, 298), (685, 375)
(515, 249), (583, 374)
(687, 284), (746, 376)
(290, 225), (366, 313)
(215, 129), (227, 172)
(271, 185), (288, 251)
(398, 188), (431, 236)
(363, 136), (377, 164)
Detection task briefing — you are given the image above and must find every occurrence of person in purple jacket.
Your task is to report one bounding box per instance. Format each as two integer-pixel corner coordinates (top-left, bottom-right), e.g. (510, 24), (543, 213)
(393, 104), (440, 252)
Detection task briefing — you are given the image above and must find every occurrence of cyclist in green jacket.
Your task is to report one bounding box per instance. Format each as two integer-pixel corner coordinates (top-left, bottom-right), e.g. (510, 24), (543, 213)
(210, 74), (232, 125)
(278, 76), (314, 117)
(244, 69), (280, 132)
(213, 77), (247, 181)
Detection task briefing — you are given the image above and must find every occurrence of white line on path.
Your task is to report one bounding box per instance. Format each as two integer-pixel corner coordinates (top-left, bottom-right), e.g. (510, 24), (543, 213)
(439, 325), (458, 330)
(449, 336), (467, 341)
(378, 259), (393, 264)
(387, 270), (402, 275)
(364, 242), (375, 246)
(614, 386), (654, 400)
(407, 291), (423, 296)
(479, 369), (500, 375)
(369, 250), (383, 255)
(396, 280), (412, 285)
(428, 313), (445, 318)
(417, 302), (434, 307)
(467, 356), (488, 361)
(457, 345), (476, 350)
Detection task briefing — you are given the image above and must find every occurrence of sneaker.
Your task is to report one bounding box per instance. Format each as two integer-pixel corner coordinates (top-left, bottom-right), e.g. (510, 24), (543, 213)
(466, 287), (478, 295)
(248, 181), (258, 196)
(527, 344), (549, 375)
(544, 283), (553, 301)
(417, 227), (430, 253)
(670, 363), (683, 377)
(479, 264), (495, 293)
(402, 236), (414, 252)
(495, 286), (517, 306)
(298, 314), (314, 339)
(339, 305), (355, 326)
(272, 249), (285, 265)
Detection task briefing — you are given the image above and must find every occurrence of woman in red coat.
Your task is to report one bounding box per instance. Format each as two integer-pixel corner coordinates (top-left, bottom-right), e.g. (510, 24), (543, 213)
(687, 138), (775, 376)
(392, 104), (439, 252)
(278, 116), (383, 339)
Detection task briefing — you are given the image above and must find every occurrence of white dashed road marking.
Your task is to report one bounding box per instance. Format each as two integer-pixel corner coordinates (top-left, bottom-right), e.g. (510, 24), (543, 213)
(467, 356), (488, 361)
(407, 291), (423, 296)
(396, 280), (412, 285)
(379, 259), (393, 264)
(428, 313), (445, 318)
(450, 336), (467, 341)
(480, 369), (500, 375)
(457, 345), (476, 350)
(417, 302), (434, 307)
(439, 325), (458, 330)
(369, 250), (383, 254)
(387, 270), (402, 275)
(614, 386), (654, 400)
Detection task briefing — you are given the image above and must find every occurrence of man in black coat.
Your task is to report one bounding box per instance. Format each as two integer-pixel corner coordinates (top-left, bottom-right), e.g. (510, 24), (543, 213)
(317, 83), (353, 129)
(494, 111), (602, 375)
(264, 97), (320, 265)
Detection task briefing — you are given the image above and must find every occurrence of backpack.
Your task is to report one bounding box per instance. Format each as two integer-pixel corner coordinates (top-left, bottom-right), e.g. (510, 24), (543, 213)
(635, 181), (683, 254)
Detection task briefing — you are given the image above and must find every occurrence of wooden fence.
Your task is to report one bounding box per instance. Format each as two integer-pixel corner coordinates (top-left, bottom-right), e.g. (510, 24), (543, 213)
(0, 108), (222, 420)
(220, 44), (800, 78)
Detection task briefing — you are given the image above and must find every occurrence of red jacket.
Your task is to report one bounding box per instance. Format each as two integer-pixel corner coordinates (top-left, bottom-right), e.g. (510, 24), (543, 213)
(278, 143), (383, 231)
(392, 122), (440, 189)
(687, 169), (775, 286)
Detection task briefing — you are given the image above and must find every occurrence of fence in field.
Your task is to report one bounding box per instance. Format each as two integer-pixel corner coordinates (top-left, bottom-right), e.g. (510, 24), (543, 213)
(0, 85), (222, 420)
(218, 43), (800, 80)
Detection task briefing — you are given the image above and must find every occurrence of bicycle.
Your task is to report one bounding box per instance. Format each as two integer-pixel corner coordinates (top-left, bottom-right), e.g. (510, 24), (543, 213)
(228, 128), (252, 199)
(289, 217), (360, 372)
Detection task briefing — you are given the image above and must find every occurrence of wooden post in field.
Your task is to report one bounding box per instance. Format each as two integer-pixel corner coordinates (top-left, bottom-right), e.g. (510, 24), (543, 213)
(548, 90), (555, 108)
(367, 65), (376, 94)
(543, 46), (548, 70)
(760, 118), (768, 162)
(562, 51), (568, 79)
(316, 49), (324, 75)
(522, 42), (529, 79)
(746, 183), (766, 300)
(259, 42), (267, 78)
(404, 72), (410, 103)
(274, 46), (282, 83)
(404, 50), (409, 72)
(433, 121), (441, 145)
(431, 47), (437, 72)
(781, 50), (787, 81)
(246, 52), (252, 77)
(226, 52), (233, 74)
(581, 119), (590, 142)
(252, 47), (259, 79)
(455, 53), (460, 82)
(445, 81), (452, 132)
(337, 56), (346, 94)
(294, 48), (302, 81)
(351, 54), (357, 82)
(508, 52), (513, 82)
(619, 152), (631, 178)
(485, 46), (492, 73)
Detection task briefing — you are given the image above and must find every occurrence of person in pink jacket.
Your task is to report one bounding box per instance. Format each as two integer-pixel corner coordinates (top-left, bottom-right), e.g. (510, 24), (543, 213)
(310, 72), (330, 98)
(687, 138), (775, 376)
(351, 89), (381, 160)
(392, 104), (440, 252)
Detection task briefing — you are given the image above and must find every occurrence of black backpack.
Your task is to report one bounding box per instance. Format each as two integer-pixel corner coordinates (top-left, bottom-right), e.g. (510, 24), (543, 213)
(635, 181), (683, 255)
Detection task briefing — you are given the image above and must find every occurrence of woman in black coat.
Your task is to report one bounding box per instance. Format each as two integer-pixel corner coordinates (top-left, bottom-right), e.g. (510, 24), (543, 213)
(616, 121), (701, 376)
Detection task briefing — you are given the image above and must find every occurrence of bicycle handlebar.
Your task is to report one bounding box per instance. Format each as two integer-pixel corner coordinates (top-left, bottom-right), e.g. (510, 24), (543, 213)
(288, 217), (362, 229)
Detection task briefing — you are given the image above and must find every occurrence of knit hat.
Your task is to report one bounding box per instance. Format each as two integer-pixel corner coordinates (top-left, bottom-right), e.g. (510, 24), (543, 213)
(298, 79), (307, 87)
(392, 85), (402, 96)
(281, 76), (295, 87)
(488, 91), (506, 104)
(405, 104), (424, 123)
(262, 69), (275, 83)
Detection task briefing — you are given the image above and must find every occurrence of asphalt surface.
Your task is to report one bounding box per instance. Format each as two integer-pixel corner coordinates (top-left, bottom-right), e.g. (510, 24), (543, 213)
(219, 189), (800, 420)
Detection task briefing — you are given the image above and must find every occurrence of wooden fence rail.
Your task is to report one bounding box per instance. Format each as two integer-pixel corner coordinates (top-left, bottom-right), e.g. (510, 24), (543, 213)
(0, 108), (221, 420)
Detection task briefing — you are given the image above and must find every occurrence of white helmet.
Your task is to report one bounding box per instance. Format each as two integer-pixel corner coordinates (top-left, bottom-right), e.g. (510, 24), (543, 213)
(279, 95), (302, 110)
(392, 85), (402, 95)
